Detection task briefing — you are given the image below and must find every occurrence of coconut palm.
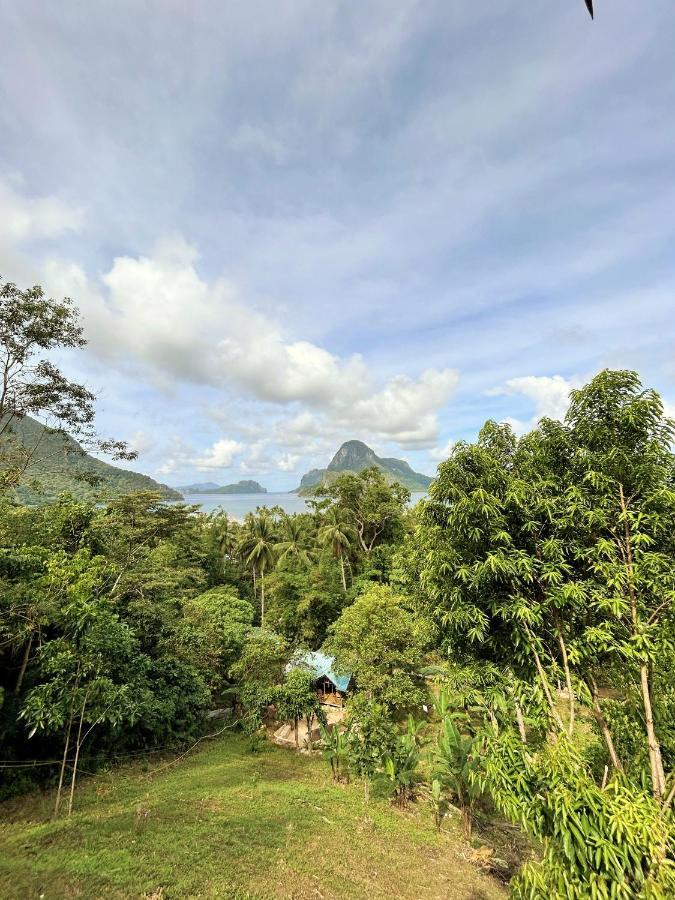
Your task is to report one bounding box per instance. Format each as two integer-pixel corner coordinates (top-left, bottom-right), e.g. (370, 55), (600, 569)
(317, 508), (356, 591)
(275, 515), (315, 568)
(240, 512), (276, 628)
(211, 512), (239, 574)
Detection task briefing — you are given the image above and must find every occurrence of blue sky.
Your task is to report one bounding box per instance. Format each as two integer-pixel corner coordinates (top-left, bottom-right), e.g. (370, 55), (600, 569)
(1, 0), (674, 489)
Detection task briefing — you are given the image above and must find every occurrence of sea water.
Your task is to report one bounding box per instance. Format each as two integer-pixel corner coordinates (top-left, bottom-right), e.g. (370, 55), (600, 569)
(178, 491), (427, 521)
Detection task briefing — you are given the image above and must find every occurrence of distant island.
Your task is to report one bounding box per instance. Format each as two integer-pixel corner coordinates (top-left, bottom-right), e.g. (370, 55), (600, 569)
(179, 479), (267, 495)
(3, 415), (182, 504)
(295, 439), (433, 496)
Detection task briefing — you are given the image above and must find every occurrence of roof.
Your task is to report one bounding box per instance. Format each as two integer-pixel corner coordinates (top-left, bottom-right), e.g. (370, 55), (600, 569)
(291, 650), (351, 693)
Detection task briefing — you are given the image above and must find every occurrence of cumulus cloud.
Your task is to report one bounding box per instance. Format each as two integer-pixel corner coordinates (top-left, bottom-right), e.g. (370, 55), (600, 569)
(127, 430), (156, 457)
(487, 375), (576, 433)
(0, 175), (83, 244)
(278, 452), (300, 472)
(429, 438), (455, 461)
(194, 438), (243, 470)
(44, 239), (458, 449)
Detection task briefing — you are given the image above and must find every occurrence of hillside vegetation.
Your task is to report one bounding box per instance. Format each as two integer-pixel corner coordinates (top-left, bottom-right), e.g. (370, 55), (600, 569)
(0, 735), (506, 900)
(1, 415), (181, 503)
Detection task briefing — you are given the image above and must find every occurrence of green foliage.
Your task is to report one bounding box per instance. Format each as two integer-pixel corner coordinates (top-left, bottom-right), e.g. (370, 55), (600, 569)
(431, 715), (484, 839)
(275, 667), (324, 747)
(319, 721), (351, 782)
(479, 731), (675, 899)
(344, 695), (398, 783)
(378, 721), (423, 808)
(175, 586), (254, 690)
(324, 583), (430, 711)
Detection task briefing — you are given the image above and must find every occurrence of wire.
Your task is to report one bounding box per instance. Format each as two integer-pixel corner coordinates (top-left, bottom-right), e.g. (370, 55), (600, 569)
(0, 723), (238, 770)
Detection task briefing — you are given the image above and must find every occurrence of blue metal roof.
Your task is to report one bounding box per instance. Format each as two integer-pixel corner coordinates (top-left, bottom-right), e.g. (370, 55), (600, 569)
(292, 650), (351, 693)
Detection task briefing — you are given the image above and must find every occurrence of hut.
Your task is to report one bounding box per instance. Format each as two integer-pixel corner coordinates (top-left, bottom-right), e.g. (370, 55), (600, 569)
(289, 650), (351, 707)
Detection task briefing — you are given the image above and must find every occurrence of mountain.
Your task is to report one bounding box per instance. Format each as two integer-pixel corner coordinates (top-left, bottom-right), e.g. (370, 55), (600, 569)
(192, 480), (267, 495)
(296, 440), (433, 495)
(1, 415), (182, 504)
(178, 481), (221, 493)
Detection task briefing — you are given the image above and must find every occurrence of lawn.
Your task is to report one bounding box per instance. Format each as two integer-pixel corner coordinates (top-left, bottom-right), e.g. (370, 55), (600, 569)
(0, 734), (507, 899)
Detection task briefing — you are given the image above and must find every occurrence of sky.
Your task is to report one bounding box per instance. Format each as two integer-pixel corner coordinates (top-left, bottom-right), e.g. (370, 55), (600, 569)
(1, 0), (674, 490)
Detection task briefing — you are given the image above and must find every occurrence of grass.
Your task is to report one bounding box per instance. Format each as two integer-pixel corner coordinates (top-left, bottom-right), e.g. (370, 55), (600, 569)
(0, 734), (507, 900)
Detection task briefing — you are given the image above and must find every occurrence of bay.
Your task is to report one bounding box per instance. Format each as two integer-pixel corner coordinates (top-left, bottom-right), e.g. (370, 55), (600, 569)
(178, 491), (427, 521)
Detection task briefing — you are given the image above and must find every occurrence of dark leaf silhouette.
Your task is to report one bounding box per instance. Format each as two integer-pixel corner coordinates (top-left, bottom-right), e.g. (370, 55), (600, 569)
(585, 0), (594, 18)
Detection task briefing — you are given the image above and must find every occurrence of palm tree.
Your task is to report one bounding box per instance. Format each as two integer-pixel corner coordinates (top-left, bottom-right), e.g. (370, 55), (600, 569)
(242, 513), (276, 628)
(317, 508), (356, 591)
(275, 515), (315, 568)
(212, 512), (239, 572)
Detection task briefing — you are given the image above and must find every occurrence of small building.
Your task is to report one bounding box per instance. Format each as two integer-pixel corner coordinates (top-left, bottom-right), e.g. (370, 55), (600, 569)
(289, 650), (351, 707)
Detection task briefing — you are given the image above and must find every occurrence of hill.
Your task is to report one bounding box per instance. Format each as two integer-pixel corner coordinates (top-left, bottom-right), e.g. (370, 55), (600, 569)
(181, 479), (267, 494)
(1, 415), (182, 504)
(178, 480), (221, 492)
(0, 734), (506, 899)
(296, 440), (433, 495)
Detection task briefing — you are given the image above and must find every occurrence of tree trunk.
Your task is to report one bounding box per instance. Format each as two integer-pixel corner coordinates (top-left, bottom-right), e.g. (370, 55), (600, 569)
(556, 628), (575, 736)
(14, 633), (33, 695)
(54, 712), (74, 818)
(462, 805), (472, 841)
(525, 626), (564, 732)
(641, 663), (666, 798)
(619, 484), (665, 797)
(261, 571), (266, 629)
(339, 555), (347, 592)
(54, 672), (80, 818)
(68, 696), (88, 817)
(514, 699), (527, 744)
(586, 675), (622, 772)
(294, 717), (299, 747)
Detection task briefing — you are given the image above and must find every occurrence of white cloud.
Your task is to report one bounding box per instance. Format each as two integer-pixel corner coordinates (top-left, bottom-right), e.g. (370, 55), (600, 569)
(128, 430), (156, 456)
(44, 238), (458, 449)
(0, 176), (83, 244)
(194, 438), (243, 470)
(488, 375), (576, 432)
(278, 452), (300, 472)
(429, 438), (455, 461)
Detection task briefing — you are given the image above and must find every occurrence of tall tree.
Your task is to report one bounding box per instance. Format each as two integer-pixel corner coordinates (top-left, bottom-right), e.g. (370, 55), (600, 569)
(321, 467), (409, 555)
(0, 279), (134, 492)
(275, 515), (314, 568)
(241, 513), (276, 628)
(317, 507), (356, 591)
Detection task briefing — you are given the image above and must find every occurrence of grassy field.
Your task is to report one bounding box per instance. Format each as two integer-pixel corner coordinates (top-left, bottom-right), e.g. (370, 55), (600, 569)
(0, 734), (507, 899)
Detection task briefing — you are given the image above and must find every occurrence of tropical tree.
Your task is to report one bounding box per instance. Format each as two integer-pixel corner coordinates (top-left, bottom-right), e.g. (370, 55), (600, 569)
(0, 279), (134, 492)
(319, 721), (351, 781)
(431, 715), (483, 840)
(276, 666), (323, 747)
(344, 695), (398, 803)
(240, 513), (276, 628)
(324, 584), (431, 711)
(379, 720), (423, 808)
(562, 370), (675, 798)
(321, 467), (409, 555)
(317, 507), (356, 591)
(480, 730), (675, 898)
(275, 515), (314, 568)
